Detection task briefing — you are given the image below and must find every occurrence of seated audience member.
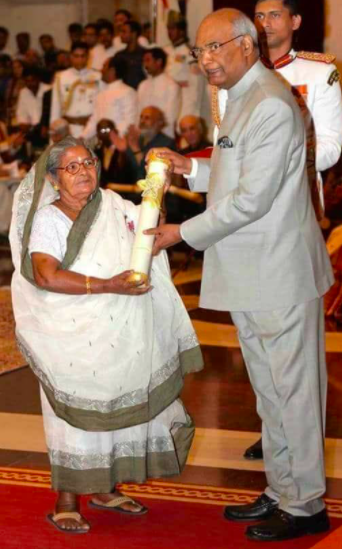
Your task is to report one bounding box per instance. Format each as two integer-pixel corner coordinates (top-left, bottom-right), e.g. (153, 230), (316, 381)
(0, 120), (25, 162)
(95, 119), (134, 187)
(179, 115), (211, 154)
(90, 21), (116, 71)
(5, 59), (25, 126)
(68, 23), (83, 48)
(113, 9), (148, 52)
(49, 118), (70, 144)
(138, 48), (180, 138)
(0, 27), (13, 58)
(126, 106), (175, 180)
(82, 56), (137, 140)
(113, 21), (146, 89)
(16, 67), (50, 135)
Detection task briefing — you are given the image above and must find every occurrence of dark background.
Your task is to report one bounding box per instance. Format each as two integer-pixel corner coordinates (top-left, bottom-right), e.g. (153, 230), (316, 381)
(212, 0), (325, 53)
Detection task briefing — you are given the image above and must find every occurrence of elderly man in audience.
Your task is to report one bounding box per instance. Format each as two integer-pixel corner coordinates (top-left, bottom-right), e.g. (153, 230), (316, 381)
(113, 21), (146, 89)
(81, 56), (137, 141)
(49, 119), (70, 144)
(138, 48), (180, 138)
(90, 21), (116, 71)
(179, 115), (211, 154)
(126, 106), (175, 180)
(50, 42), (103, 138)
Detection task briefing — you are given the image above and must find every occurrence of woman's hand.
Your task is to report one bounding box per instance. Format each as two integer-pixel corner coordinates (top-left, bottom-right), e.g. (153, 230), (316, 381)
(105, 270), (151, 295)
(146, 148), (192, 176)
(110, 130), (127, 152)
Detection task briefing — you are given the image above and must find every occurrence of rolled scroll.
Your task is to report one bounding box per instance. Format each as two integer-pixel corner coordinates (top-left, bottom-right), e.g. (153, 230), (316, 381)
(128, 153), (171, 284)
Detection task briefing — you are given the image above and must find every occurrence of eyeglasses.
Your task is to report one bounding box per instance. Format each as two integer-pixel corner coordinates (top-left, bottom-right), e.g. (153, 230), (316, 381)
(56, 157), (98, 175)
(190, 35), (243, 60)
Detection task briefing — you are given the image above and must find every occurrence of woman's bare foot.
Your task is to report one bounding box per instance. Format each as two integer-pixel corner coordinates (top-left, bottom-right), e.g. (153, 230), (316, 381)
(51, 491), (90, 532)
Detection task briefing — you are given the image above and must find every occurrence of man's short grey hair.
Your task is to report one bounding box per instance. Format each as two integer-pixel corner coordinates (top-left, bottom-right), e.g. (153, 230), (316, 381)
(47, 136), (97, 179)
(232, 13), (259, 47)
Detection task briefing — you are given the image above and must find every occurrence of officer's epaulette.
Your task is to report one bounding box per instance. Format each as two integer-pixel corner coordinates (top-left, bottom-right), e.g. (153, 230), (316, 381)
(296, 51), (336, 64)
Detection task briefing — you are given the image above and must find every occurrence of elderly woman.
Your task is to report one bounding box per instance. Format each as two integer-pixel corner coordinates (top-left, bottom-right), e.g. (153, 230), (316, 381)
(10, 136), (203, 533)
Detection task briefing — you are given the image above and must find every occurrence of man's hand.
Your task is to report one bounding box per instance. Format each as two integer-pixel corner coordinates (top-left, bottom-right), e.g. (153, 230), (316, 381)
(146, 148), (192, 176)
(127, 124), (141, 151)
(144, 224), (182, 255)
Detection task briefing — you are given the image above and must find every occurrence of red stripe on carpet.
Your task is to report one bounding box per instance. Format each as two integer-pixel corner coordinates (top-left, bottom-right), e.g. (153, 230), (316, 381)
(0, 483), (339, 549)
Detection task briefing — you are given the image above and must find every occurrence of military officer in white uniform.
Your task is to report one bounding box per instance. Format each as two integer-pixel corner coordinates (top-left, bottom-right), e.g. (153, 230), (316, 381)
(235, 0), (342, 461)
(164, 11), (205, 122)
(50, 42), (103, 138)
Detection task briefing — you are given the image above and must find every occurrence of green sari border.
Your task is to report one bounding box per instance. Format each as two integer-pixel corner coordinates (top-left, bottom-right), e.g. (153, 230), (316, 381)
(41, 345), (203, 431)
(50, 420), (195, 493)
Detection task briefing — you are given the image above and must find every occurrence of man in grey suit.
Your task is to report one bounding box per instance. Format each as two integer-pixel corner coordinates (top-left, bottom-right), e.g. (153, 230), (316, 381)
(144, 8), (333, 542)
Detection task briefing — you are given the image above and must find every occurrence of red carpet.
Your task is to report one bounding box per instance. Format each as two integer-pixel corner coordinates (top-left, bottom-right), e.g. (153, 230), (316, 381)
(1, 468), (342, 548)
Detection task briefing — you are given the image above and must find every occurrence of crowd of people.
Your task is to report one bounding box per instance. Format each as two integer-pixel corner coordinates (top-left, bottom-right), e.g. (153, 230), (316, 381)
(0, 9), (212, 239)
(0, 9), (210, 170)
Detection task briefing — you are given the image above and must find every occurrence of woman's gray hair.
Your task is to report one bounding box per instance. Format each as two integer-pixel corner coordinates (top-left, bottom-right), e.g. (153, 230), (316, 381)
(232, 13), (259, 48)
(47, 136), (98, 179)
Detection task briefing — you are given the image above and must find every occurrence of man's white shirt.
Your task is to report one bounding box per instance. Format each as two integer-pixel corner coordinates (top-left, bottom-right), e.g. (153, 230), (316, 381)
(16, 83), (50, 126)
(81, 79), (138, 139)
(112, 35), (149, 52)
(89, 44), (117, 71)
(137, 72), (180, 137)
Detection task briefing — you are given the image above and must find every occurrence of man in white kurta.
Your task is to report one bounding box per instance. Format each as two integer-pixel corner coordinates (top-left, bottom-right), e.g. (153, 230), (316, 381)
(16, 69), (50, 128)
(50, 42), (103, 138)
(81, 56), (137, 140)
(89, 21), (117, 71)
(138, 48), (180, 138)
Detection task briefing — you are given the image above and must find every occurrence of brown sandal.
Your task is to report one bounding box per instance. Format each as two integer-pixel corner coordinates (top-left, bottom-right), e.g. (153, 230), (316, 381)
(89, 495), (148, 515)
(47, 511), (91, 534)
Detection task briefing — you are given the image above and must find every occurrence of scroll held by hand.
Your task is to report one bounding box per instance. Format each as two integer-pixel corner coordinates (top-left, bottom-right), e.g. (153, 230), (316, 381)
(128, 153), (171, 285)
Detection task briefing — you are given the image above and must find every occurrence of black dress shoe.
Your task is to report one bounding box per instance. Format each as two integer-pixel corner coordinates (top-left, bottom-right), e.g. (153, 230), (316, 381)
(244, 437), (263, 460)
(223, 493), (278, 522)
(246, 508), (330, 541)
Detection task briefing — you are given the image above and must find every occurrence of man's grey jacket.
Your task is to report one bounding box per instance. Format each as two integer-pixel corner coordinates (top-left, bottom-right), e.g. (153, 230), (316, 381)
(181, 61), (333, 311)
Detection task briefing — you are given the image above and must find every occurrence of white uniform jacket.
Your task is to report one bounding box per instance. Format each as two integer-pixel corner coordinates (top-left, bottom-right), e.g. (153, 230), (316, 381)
(50, 68), (103, 138)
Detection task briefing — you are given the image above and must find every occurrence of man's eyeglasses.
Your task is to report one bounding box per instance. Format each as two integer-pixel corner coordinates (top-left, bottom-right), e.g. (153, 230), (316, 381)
(57, 157), (98, 176)
(190, 35), (243, 60)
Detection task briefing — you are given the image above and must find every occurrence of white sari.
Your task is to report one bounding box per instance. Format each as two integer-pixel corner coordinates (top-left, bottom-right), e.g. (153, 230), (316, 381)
(10, 168), (203, 493)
